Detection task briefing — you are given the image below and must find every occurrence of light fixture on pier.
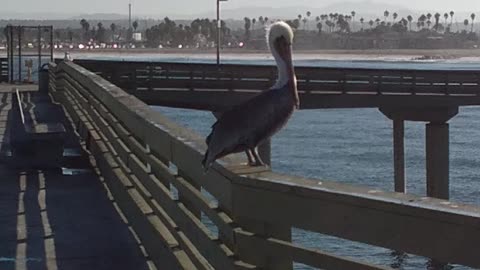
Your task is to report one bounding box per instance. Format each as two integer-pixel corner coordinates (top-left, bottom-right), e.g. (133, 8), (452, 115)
(217, 0), (228, 66)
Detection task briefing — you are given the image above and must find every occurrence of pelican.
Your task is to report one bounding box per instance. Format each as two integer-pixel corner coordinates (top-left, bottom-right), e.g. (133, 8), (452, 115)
(202, 21), (299, 170)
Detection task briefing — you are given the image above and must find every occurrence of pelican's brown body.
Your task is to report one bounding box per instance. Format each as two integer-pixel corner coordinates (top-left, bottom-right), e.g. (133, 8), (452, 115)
(202, 21), (298, 170)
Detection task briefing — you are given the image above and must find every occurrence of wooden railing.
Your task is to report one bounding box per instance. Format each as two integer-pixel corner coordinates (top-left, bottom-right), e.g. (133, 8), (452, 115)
(49, 60), (480, 270)
(0, 57), (8, 82)
(74, 59), (480, 111)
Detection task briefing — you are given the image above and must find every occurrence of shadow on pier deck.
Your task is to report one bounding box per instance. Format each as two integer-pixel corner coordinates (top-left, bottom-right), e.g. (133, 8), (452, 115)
(0, 84), (151, 270)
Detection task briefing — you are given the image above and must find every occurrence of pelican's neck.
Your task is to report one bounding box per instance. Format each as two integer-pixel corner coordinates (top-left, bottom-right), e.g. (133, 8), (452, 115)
(271, 45), (291, 89)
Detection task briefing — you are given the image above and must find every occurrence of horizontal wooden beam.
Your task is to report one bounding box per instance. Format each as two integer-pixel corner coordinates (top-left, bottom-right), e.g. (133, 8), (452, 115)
(231, 172), (480, 268)
(134, 89), (480, 111)
(235, 229), (392, 270)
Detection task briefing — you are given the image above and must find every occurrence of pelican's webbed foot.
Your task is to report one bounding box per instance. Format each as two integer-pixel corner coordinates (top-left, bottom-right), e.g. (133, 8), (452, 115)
(250, 147), (265, 167)
(246, 149), (255, 166)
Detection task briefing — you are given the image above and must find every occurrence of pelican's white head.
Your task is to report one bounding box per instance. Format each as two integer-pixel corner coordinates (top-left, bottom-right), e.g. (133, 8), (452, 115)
(268, 22), (295, 87)
(267, 21), (298, 107)
(267, 21), (294, 51)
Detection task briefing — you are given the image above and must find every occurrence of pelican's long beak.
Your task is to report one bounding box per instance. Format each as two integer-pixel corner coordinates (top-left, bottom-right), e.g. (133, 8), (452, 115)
(279, 40), (299, 109)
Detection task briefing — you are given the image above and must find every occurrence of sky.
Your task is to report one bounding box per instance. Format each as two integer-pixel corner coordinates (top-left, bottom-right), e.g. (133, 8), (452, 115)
(3, 0), (480, 17)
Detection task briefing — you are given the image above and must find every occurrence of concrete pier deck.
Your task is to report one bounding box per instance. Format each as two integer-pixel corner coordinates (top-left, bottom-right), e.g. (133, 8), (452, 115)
(0, 84), (151, 270)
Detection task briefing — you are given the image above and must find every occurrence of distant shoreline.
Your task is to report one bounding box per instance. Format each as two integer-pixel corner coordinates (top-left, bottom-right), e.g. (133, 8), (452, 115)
(3, 48), (480, 60)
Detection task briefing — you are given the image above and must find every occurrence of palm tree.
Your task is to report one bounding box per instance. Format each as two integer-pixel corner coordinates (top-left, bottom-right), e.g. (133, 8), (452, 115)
(96, 22), (107, 43)
(351, 11), (356, 31)
(418, 14), (427, 29)
(375, 18), (381, 26)
(434, 13), (441, 31)
(464, 19), (469, 31)
(384, 10), (390, 22)
(427, 13), (432, 22)
(110, 23), (117, 42)
(444, 13), (449, 26)
(67, 28), (73, 42)
(132, 20), (138, 31)
(360, 17), (365, 30)
(407, 15), (413, 31)
(54, 29), (62, 42)
(369, 20), (374, 29)
(80, 18), (90, 41)
(252, 18), (256, 31)
(305, 11), (311, 29)
(302, 17), (308, 30)
(244, 17), (251, 40)
(471, 13), (476, 32)
(293, 19), (301, 30)
(393, 12), (398, 22)
(316, 22), (322, 34)
(450, 11), (455, 26)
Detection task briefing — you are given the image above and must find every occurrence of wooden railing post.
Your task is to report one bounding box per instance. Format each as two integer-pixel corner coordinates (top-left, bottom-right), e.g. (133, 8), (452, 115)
(0, 59), (4, 82)
(231, 181), (292, 269)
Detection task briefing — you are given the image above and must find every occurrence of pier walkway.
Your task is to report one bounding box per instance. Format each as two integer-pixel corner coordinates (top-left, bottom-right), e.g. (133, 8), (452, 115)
(1, 59), (480, 269)
(0, 84), (151, 270)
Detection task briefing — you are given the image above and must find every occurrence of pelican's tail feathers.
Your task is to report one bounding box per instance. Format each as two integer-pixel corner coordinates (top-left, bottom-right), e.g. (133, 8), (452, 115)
(206, 121), (218, 145)
(202, 150), (213, 172)
(206, 133), (212, 145)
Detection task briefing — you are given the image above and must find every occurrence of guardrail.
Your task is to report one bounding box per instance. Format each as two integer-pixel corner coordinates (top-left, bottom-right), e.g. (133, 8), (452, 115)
(0, 57), (8, 82)
(50, 60), (480, 269)
(74, 59), (480, 111)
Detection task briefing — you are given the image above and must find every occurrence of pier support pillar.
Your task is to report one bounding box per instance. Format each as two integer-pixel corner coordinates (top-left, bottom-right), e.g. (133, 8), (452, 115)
(381, 106), (457, 197)
(426, 122), (450, 200)
(393, 120), (406, 193)
(258, 139), (271, 166)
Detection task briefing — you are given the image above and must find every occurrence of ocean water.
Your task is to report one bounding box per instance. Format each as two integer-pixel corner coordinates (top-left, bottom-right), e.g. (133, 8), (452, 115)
(147, 54), (480, 269)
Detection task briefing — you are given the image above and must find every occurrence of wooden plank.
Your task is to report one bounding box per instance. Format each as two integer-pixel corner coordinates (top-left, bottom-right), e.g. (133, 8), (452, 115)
(61, 62), (173, 161)
(58, 69), (200, 269)
(99, 155), (194, 270)
(232, 172), (480, 268)
(235, 230), (391, 270)
(83, 103), (199, 270)
(135, 90), (255, 111)
(150, 200), (215, 270)
(171, 138), (235, 211)
(105, 134), (247, 270)
(124, 149), (245, 269)
(172, 176), (236, 245)
(74, 59), (480, 109)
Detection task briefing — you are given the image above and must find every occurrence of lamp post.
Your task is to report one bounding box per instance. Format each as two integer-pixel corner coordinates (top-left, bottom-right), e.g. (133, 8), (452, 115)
(217, 0), (228, 66)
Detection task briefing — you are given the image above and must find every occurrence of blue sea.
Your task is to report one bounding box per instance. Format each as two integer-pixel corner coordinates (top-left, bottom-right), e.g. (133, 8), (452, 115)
(8, 53), (480, 269)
